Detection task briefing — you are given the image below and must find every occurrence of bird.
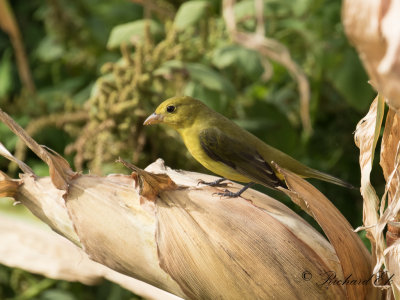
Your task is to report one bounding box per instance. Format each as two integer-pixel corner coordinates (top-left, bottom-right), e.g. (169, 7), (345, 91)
(143, 96), (353, 197)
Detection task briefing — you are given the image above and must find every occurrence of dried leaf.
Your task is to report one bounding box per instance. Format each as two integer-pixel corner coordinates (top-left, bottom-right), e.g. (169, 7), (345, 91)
(0, 171), (20, 198)
(118, 158), (178, 202)
(12, 156), (350, 299)
(384, 239), (400, 298)
(380, 108), (400, 204)
(380, 108), (400, 247)
(17, 175), (79, 245)
(277, 166), (376, 300)
(354, 96), (384, 239)
(0, 213), (181, 300)
(0, 109), (77, 190)
(157, 188), (345, 299)
(343, 0), (400, 109)
(148, 160), (345, 299)
(0, 212), (101, 285)
(44, 146), (79, 191)
(354, 96), (387, 288)
(373, 106), (400, 294)
(146, 159), (342, 271)
(64, 174), (186, 298)
(380, 110), (398, 193)
(0, 142), (33, 175)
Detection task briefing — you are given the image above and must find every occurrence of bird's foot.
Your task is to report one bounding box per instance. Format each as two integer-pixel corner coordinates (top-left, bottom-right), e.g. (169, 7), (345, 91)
(213, 189), (242, 198)
(197, 178), (231, 187)
(212, 182), (255, 198)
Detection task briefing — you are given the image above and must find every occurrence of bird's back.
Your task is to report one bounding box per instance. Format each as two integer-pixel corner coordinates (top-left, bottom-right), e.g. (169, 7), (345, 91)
(199, 110), (310, 175)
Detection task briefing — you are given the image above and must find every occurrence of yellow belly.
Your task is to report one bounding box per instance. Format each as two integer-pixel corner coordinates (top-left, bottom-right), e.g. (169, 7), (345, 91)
(179, 128), (251, 183)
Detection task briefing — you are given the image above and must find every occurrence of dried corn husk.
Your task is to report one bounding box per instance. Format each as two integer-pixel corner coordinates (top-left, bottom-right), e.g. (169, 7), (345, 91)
(343, 2), (400, 297)
(0, 108), (377, 299)
(0, 212), (180, 300)
(342, 0), (400, 109)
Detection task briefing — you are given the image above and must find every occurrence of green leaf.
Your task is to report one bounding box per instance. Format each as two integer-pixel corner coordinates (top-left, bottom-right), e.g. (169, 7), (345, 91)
(241, 100), (299, 154)
(153, 60), (185, 76)
(212, 45), (263, 79)
(291, 0), (311, 17)
(174, 0), (210, 30)
(327, 49), (374, 111)
(0, 123), (17, 151)
(233, 0), (297, 26)
(234, 118), (275, 131)
(185, 63), (236, 97)
(0, 49), (13, 98)
(234, 0), (255, 20)
(155, 61), (236, 97)
(107, 19), (164, 50)
(40, 289), (75, 300)
(36, 37), (64, 62)
(184, 81), (229, 112)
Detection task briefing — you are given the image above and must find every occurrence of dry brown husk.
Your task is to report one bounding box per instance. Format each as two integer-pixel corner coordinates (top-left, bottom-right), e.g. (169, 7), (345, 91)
(343, 1), (400, 298)
(342, 0), (400, 110)
(3, 161), (346, 299)
(0, 108), (377, 299)
(0, 211), (180, 300)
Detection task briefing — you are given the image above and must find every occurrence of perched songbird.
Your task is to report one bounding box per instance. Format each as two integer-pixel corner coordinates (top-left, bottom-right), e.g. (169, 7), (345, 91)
(144, 96), (353, 197)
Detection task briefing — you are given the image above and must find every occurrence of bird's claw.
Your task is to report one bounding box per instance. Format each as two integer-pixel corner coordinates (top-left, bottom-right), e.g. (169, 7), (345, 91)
(197, 178), (231, 187)
(213, 182), (231, 187)
(212, 189), (241, 198)
(197, 179), (206, 186)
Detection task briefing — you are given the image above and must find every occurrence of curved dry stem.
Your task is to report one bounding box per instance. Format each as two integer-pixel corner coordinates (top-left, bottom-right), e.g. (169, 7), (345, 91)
(9, 111), (88, 173)
(222, 0), (311, 135)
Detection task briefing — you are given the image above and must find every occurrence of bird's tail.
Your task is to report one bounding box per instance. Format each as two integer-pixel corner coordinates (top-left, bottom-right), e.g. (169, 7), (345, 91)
(305, 169), (356, 189)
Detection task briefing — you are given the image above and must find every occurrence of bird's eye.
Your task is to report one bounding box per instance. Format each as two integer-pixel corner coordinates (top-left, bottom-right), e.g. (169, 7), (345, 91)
(166, 105), (176, 113)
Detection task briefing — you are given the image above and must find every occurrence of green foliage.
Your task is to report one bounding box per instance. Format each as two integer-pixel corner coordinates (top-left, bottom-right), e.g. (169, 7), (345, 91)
(185, 62), (236, 97)
(0, 265), (142, 300)
(107, 19), (164, 49)
(212, 45), (264, 79)
(0, 49), (13, 98)
(0, 0), (380, 297)
(328, 48), (373, 111)
(174, 0), (211, 30)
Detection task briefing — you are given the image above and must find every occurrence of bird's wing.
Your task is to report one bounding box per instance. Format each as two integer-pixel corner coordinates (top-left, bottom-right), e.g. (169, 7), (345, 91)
(199, 128), (284, 189)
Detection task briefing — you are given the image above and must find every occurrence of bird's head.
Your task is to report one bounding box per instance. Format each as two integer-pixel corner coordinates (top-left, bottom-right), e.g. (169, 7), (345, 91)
(143, 96), (205, 129)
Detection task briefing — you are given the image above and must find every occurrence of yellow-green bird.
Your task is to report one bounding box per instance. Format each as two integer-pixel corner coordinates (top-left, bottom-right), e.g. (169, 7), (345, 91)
(144, 96), (353, 197)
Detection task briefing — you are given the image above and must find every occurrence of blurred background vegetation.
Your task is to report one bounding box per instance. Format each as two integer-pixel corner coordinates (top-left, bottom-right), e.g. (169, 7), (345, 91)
(0, 0), (381, 298)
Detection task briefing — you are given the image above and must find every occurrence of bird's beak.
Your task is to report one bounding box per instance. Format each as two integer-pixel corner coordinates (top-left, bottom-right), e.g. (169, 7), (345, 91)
(143, 113), (164, 125)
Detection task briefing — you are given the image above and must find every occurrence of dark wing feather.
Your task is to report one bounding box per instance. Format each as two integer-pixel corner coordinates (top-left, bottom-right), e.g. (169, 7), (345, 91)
(199, 128), (285, 189)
